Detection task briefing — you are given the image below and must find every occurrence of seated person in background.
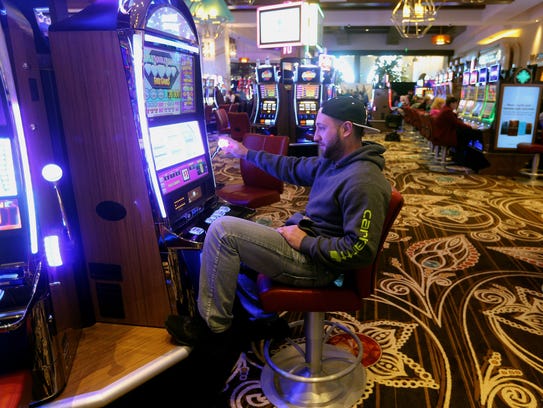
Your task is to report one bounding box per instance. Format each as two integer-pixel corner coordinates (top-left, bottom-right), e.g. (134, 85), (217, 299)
(418, 95), (432, 112)
(429, 97), (445, 117)
(165, 96), (392, 347)
(410, 95), (423, 109)
(435, 95), (487, 169)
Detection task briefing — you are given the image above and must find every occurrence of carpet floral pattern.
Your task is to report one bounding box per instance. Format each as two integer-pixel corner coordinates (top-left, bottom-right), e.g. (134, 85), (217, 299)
(211, 132), (543, 408)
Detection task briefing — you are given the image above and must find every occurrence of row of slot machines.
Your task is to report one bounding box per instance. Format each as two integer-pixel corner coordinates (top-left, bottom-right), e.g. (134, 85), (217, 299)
(252, 63), (323, 141)
(456, 63), (543, 152)
(457, 64), (501, 131)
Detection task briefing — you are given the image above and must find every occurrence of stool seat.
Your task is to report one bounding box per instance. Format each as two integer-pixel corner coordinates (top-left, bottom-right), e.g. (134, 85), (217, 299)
(0, 370), (32, 408)
(517, 143), (543, 154)
(517, 143), (543, 179)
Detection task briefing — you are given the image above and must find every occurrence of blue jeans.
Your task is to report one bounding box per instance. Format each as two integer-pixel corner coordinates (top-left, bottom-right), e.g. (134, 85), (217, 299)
(198, 216), (337, 333)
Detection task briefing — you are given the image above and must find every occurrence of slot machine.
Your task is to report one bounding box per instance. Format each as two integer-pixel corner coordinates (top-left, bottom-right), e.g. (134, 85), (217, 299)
(252, 65), (279, 130)
(48, 0), (219, 327)
(469, 67), (488, 126)
(460, 69), (478, 120)
(0, 1), (83, 403)
(457, 71), (471, 115)
(293, 64), (322, 139)
(480, 63), (501, 131)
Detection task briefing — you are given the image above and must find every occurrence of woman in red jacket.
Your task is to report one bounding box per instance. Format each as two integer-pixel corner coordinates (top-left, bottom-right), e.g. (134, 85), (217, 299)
(435, 95), (486, 168)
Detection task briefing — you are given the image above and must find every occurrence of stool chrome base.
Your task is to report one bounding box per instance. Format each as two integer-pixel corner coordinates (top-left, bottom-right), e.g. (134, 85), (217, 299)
(261, 316), (366, 407)
(261, 344), (366, 407)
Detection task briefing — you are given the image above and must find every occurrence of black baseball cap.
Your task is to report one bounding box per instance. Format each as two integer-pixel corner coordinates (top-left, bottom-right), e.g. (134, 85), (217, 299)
(321, 96), (380, 133)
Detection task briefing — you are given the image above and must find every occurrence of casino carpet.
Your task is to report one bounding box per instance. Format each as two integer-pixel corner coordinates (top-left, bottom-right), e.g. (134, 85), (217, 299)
(109, 130), (543, 408)
(210, 131), (543, 408)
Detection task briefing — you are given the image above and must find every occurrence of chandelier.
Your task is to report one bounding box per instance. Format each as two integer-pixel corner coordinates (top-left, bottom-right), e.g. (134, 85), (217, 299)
(187, 0), (233, 40)
(391, 0), (437, 39)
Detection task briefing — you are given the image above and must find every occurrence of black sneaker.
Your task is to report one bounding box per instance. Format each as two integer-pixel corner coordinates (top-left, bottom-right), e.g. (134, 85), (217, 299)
(165, 314), (232, 347)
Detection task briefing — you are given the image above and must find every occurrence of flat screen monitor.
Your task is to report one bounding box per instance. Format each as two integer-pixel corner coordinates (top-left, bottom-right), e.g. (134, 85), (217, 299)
(149, 120), (214, 228)
(494, 84), (543, 150)
(257, 3), (302, 48)
(143, 44), (196, 118)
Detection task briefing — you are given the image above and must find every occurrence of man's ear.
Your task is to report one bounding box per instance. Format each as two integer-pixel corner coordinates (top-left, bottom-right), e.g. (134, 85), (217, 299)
(342, 121), (354, 136)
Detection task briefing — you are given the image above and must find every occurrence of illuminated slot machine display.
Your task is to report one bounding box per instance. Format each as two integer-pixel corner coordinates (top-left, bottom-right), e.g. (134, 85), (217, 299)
(203, 77), (217, 107)
(480, 63), (501, 130)
(457, 71), (471, 115)
(294, 64), (322, 135)
(48, 0), (218, 327)
(460, 69), (478, 120)
(253, 65), (279, 128)
(469, 66), (488, 126)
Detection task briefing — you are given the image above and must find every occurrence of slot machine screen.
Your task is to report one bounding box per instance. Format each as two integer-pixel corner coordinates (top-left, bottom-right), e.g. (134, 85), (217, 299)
(260, 84), (277, 98)
(143, 44), (196, 118)
(486, 84), (497, 102)
(0, 138), (22, 232)
(462, 71), (470, 86)
(296, 84), (320, 100)
(149, 121), (214, 227)
(489, 64), (500, 82)
(0, 137), (26, 263)
(479, 67), (488, 84)
(470, 70), (478, 85)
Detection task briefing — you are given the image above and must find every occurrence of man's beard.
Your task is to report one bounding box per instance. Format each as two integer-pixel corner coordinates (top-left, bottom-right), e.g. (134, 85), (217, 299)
(321, 132), (343, 160)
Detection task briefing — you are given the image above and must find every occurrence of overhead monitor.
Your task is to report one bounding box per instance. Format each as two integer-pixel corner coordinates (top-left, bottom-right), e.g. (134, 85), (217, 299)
(257, 2), (323, 49)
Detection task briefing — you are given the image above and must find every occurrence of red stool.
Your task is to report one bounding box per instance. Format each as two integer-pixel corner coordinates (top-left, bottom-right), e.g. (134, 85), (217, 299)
(517, 143), (543, 179)
(0, 370), (32, 408)
(257, 187), (404, 407)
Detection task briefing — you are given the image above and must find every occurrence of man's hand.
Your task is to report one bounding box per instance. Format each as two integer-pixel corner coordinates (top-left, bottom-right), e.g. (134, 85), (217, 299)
(218, 137), (248, 159)
(276, 225), (307, 250)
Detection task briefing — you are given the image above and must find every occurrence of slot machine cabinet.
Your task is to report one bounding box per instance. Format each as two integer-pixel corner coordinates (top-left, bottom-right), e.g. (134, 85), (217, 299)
(49, 0), (211, 327)
(293, 64), (322, 141)
(0, 1), (83, 403)
(252, 65), (279, 133)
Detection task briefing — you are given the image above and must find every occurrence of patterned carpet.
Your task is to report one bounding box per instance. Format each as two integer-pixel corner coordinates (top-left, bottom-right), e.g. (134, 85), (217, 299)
(211, 131), (543, 408)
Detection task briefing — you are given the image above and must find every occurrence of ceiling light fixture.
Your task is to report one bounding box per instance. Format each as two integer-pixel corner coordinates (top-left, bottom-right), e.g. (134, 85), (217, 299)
(391, 0), (437, 39)
(432, 33), (451, 45)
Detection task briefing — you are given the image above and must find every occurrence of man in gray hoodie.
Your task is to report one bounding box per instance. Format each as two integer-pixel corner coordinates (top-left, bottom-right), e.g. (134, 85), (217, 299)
(166, 96), (391, 346)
